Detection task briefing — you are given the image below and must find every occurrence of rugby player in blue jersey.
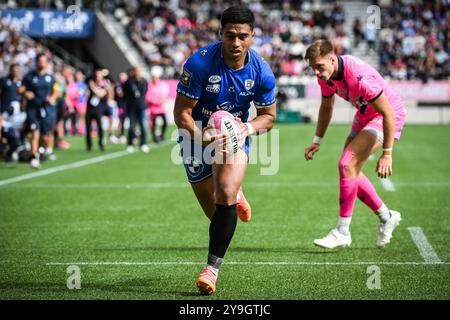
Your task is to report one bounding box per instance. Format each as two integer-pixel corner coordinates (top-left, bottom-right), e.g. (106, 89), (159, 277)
(21, 53), (59, 168)
(174, 5), (277, 295)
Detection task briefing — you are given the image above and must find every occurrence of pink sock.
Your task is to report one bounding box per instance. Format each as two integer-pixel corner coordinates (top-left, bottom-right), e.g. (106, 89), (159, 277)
(357, 175), (383, 212)
(339, 177), (358, 218)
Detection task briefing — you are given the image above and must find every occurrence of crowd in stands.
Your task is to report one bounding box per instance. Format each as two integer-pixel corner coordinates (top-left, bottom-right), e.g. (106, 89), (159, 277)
(375, 0), (449, 81)
(125, 0), (350, 79)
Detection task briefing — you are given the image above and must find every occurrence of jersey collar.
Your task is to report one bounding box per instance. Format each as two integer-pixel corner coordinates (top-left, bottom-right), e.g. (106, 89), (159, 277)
(331, 55), (344, 81)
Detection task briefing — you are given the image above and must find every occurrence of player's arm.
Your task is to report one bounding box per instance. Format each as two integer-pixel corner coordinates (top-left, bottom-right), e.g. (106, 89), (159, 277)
(88, 80), (107, 98)
(370, 93), (395, 178)
(304, 95), (335, 160)
(173, 93), (199, 139)
(20, 76), (35, 101)
(174, 93), (225, 146)
(236, 103), (276, 139)
(47, 82), (60, 105)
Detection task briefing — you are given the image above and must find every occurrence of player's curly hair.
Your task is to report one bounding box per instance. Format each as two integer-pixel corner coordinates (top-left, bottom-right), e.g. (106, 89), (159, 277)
(221, 5), (255, 30)
(305, 39), (335, 61)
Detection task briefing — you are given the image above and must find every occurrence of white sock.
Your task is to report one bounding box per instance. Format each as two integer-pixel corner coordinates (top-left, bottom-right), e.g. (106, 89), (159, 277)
(206, 265), (219, 275)
(46, 147), (53, 155)
(377, 203), (391, 223)
(337, 217), (352, 235)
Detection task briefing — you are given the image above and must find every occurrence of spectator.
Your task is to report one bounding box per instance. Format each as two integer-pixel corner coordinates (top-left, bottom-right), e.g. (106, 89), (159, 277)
(123, 66), (149, 153)
(74, 70), (88, 135)
(146, 65), (168, 144)
(352, 18), (363, 48)
(114, 71), (128, 144)
(0, 63), (25, 163)
(85, 69), (108, 152)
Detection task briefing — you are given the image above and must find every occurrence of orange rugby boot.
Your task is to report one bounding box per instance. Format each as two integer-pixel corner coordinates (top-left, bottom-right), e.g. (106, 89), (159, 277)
(196, 266), (217, 295)
(236, 188), (251, 222)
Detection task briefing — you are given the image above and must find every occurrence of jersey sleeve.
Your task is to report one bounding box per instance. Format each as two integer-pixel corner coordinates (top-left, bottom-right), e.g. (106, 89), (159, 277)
(22, 73), (32, 91)
(253, 62), (276, 108)
(355, 74), (383, 103)
(176, 53), (205, 100)
(318, 78), (336, 98)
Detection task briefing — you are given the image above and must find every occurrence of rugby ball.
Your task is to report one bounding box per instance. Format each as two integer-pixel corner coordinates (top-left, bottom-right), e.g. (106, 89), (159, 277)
(207, 110), (241, 154)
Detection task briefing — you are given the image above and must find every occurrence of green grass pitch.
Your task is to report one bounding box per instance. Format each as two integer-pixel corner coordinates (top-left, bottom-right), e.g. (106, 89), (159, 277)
(0, 124), (449, 299)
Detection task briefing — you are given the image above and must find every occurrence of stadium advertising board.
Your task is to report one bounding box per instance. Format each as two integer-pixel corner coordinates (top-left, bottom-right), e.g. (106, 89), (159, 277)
(0, 8), (95, 38)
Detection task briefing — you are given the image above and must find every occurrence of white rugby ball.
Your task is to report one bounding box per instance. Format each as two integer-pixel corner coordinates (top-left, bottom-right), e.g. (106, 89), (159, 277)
(207, 110), (241, 154)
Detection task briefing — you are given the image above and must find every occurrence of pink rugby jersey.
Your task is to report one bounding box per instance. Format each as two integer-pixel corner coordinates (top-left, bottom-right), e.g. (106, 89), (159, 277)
(318, 55), (407, 122)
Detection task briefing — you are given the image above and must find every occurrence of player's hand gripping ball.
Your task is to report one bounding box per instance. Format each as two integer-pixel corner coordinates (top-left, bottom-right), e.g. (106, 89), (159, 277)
(207, 110), (241, 154)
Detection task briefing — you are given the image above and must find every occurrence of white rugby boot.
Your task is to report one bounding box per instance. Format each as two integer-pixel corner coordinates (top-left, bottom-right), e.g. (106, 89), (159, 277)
(377, 210), (401, 248)
(313, 228), (352, 249)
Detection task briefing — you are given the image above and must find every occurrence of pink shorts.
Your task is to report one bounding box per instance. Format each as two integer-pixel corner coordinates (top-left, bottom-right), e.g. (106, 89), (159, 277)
(74, 102), (87, 114)
(350, 112), (406, 142)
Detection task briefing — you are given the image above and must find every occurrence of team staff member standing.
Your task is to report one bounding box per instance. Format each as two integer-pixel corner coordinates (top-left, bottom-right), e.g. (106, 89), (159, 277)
(0, 63), (24, 162)
(85, 69), (108, 152)
(21, 53), (59, 168)
(123, 66), (149, 153)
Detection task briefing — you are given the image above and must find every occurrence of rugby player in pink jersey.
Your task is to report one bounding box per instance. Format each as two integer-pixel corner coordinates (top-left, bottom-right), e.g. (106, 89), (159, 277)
(303, 39), (407, 249)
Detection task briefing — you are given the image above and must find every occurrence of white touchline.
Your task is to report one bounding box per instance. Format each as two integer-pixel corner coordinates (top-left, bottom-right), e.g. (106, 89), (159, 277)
(0, 142), (174, 187)
(45, 261), (449, 266)
(408, 227), (442, 263)
(379, 177), (396, 192)
(11, 181), (450, 189)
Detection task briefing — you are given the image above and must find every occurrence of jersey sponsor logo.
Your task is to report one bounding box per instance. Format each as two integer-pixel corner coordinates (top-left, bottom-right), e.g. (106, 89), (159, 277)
(180, 68), (192, 87)
(202, 107), (243, 118)
(351, 96), (369, 114)
(185, 156), (204, 178)
(216, 101), (234, 112)
(176, 89), (197, 100)
(208, 75), (221, 83)
(206, 84), (220, 93)
(239, 91), (254, 97)
(245, 79), (254, 90)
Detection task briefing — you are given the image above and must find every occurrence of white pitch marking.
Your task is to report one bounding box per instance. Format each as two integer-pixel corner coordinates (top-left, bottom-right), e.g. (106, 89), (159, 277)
(45, 261), (450, 266)
(379, 177), (396, 192)
(10, 181), (450, 189)
(408, 227), (442, 263)
(0, 142), (173, 187)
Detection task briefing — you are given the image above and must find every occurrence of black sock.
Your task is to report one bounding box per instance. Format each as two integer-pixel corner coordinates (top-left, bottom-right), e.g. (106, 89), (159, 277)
(208, 203), (237, 259)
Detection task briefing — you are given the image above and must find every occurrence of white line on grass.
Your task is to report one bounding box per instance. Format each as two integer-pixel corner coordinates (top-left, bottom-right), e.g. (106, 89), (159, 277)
(408, 227), (442, 263)
(0, 142), (173, 187)
(379, 177), (396, 192)
(10, 181), (450, 189)
(45, 261), (450, 266)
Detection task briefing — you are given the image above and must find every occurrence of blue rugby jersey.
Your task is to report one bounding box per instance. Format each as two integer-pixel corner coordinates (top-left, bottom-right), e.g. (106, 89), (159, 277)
(176, 41), (276, 128)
